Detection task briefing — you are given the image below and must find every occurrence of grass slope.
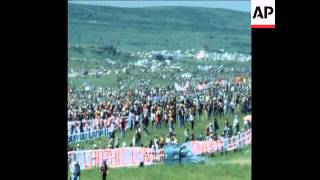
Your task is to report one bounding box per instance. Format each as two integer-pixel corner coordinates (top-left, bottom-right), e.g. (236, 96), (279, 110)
(68, 4), (251, 53)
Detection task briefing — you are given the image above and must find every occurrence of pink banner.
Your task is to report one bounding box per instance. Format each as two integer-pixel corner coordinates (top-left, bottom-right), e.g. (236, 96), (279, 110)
(68, 147), (164, 169)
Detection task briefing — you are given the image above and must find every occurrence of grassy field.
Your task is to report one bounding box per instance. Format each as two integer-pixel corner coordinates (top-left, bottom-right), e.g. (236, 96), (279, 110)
(68, 146), (251, 180)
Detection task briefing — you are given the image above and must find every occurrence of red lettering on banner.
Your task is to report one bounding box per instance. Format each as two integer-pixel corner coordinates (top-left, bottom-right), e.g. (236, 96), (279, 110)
(204, 141), (210, 153)
(119, 148), (124, 165)
(101, 150), (106, 162)
(191, 142), (196, 154)
(114, 148), (123, 167)
(205, 141), (209, 153)
(150, 149), (155, 162)
(144, 149), (152, 163)
(114, 149), (118, 166)
(196, 142), (201, 154)
(140, 148), (145, 162)
(110, 149), (117, 166)
(199, 142), (204, 154)
(217, 140), (222, 151)
(90, 151), (93, 167)
(197, 142), (201, 154)
(160, 149), (164, 161)
(149, 149), (154, 162)
(201, 141), (206, 154)
(197, 142), (202, 154)
(83, 151), (88, 168)
(95, 151), (99, 167)
(131, 148), (134, 165)
(212, 141), (216, 152)
(105, 149), (112, 165)
(193, 142), (199, 154)
(208, 141), (212, 152)
(138, 149), (142, 163)
(97, 151), (102, 166)
(202, 142), (207, 153)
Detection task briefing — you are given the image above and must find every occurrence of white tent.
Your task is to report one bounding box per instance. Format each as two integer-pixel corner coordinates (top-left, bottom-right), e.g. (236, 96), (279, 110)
(181, 73), (192, 78)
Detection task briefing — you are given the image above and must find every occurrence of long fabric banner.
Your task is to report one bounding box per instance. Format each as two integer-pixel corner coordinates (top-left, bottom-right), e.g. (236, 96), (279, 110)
(183, 129), (251, 155)
(68, 127), (117, 143)
(68, 147), (164, 169)
(175, 81), (189, 91)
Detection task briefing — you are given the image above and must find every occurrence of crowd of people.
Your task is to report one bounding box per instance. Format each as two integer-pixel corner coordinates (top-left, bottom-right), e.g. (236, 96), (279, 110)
(68, 75), (251, 151)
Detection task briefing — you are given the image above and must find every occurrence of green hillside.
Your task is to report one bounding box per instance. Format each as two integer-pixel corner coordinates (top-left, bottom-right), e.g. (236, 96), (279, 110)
(68, 4), (251, 53)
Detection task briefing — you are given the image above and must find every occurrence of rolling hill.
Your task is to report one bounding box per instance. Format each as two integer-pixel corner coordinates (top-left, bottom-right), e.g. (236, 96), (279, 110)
(68, 3), (251, 53)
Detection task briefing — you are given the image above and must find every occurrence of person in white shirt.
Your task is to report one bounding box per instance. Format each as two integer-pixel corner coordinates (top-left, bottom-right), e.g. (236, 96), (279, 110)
(229, 100), (235, 116)
(69, 159), (76, 180)
(189, 112), (194, 130)
(135, 114), (139, 129)
(165, 135), (171, 144)
(153, 137), (159, 150)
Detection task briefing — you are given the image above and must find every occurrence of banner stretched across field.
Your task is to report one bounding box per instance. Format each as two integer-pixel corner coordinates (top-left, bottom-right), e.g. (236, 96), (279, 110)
(197, 81), (213, 91)
(183, 129), (251, 155)
(68, 128), (114, 143)
(68, 147), (164, 169)
(68, 130), (251, 170)
(175, 81), (189, 91)
(68, 117), (126, 143)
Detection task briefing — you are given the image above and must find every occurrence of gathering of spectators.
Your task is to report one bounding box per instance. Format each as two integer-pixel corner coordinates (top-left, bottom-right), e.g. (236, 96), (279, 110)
(68, 75), (251, 151)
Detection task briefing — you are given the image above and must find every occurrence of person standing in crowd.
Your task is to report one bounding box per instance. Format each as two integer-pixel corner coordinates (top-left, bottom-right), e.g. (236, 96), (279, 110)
(128, 110), (134, 130)
(213, 118), (219, 133)
(229, 99), (235, 116)
(177, 106), (183, 128)
(100, 160), (108, 180)
(155, 107), (161, 129)
(165, 134), (171, 144)
(69, 159), (75, 180)
(154, 136), (160, 150)
(207, 100), (213, 121)
(189, 111), (195, 130)
(191, 133), (195, 141)
(135, 127), (142, 146)
(150, 106), (155, 128)
(198, 100), (204, 121)
(73, 160), (80, 180)
(120, 118), (126, 137)
(172, 133), (178, 144)
(218, 100), (223, 118)
(159, 135), (165, 148)
(134, 113), (139, 129)
(114, 136), (119, 148)
(233, 115), (240, 135)
(141, 111), (150, 135)
(208, 122), (214, 136)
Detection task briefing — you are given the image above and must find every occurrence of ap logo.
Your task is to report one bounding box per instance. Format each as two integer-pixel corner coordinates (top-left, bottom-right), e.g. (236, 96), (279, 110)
(251, 0), (275, 28)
